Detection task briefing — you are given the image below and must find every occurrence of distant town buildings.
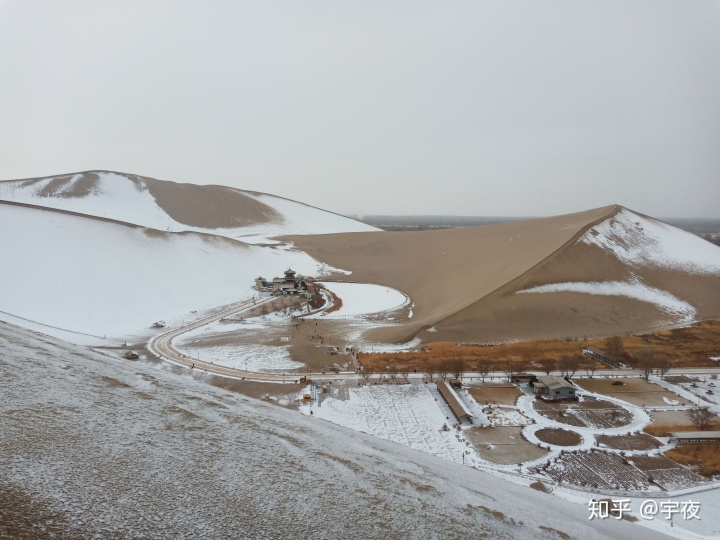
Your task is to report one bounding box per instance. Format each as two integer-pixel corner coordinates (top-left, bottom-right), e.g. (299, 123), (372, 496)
(255, 269), (310, 297)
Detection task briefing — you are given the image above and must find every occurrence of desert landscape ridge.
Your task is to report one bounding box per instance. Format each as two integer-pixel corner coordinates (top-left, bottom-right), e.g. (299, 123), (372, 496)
(2, 171), (720, 540)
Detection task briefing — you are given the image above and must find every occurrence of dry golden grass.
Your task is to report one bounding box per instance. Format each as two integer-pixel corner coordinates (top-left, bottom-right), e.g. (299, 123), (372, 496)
(643, 423), (696, 437)
(468, 386), (521, 406)
(324, 289), (343, 315)
(360, 320), (720, 372)
(665, 444), (720, 476)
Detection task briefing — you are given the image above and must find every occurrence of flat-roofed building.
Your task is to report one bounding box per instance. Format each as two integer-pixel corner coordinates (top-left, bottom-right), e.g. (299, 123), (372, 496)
(668, 431), (720, 444)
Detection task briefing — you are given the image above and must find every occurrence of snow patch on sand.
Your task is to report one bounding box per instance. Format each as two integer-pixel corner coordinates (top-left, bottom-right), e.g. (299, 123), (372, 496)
(314, 282), (409, 319)
(581, 208), (720, 274)
(517, 279), (697, 324)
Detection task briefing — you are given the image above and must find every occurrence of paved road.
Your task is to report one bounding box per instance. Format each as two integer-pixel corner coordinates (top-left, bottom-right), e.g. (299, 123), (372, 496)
(148, 297), (354, 383)
(149, 301), (720, 384)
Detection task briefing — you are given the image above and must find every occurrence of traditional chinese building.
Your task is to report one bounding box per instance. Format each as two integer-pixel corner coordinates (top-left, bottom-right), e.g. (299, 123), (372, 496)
(255, 269), (309, 297)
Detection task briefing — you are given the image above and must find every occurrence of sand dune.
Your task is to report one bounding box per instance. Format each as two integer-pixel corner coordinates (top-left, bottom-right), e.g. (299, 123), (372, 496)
(290, 206), (720, 343)
(288, 205), (617, 342)
(0, 321), (670, 540)
(0, 170), (378, 242)
(0, 202), (342, 340)
(3, 170), (718, 345)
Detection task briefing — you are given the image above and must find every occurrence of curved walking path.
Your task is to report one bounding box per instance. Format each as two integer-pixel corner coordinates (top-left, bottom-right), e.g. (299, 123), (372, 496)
(149, 298), (720, 384)
(148, 297), (359, 383)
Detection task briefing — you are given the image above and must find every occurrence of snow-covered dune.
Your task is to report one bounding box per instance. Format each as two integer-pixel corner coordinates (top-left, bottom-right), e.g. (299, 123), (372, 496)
(0, 171), (379, 243)
(0, 203), (341, 340)
(0, 321), (672, 540)
(478, 207), (720, 340)
(580, 208), (720, 275)
(232, 189), (380, 242)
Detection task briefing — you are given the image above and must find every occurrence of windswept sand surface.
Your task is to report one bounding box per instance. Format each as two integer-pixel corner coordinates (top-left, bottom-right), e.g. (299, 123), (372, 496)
(144, 176), (282, 228)
(288, 206), (616, 341)
(291, 206), (720, 343)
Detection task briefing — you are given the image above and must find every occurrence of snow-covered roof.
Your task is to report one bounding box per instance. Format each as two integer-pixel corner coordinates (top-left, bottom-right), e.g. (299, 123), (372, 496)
(436, 381), (473, 419)
(537, 375), (576, 391)
(669, 431), (720, 440)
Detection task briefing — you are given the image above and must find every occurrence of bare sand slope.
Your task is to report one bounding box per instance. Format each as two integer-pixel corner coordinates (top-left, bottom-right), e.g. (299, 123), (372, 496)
(287, 205), (617, 342)
(431, 249), (720, 343)
(428, 209), (720, 343)
(291, 206), (720, 344)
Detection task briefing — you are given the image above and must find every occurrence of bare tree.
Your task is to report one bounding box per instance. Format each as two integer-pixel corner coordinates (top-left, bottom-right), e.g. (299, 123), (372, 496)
(559, 356), (579, 379)
(387, 367), (398, 383)
(447, 358), (465, 382)
(657, 354), (670, 378)
(476, 359), (491, 382)
(361, 369), (372, 383)
(605, 336), (624, 359)
(687, 407), (716, 431)
(398, 368), (410, 383)
(538, 358), (557, 375)
(504, 361), (517, 383)
(637, 346), (656, 380)
(423, 360), (441, 383)
(436, 360), (451, 381)
(581, 358), (597, 378)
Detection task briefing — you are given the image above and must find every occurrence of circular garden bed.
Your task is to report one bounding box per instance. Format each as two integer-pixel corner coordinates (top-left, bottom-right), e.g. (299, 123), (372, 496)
(535, 428), (583, 446)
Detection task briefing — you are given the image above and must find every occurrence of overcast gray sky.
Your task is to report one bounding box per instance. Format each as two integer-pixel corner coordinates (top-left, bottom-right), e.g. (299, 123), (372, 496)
(1, 1), (718, 218)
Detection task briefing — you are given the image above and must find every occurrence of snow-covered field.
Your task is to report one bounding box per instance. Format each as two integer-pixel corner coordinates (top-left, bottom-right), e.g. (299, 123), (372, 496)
(173, 317), (305, 372)
(483, 406), (534, 427)
(517, 279), (697, 324)
(672, 378), (720, 409)
(301, 383), (475, 465)
(314, 282), (409, 319)
(176, 342), (302, 372)
(580, 208), (720, 275)
(4, 322), (671, 540)
(0, 203), (342, 340)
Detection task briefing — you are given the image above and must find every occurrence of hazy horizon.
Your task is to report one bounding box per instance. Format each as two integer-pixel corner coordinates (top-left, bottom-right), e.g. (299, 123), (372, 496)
(1, 1), (719, 219)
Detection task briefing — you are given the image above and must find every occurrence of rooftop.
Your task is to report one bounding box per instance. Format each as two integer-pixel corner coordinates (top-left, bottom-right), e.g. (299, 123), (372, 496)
(537, 375), (576, 390)
(669, 431), (720, 440)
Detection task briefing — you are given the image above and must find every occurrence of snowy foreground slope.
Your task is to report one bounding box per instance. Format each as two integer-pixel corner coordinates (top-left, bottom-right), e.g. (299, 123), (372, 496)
(0, 203), (340, 340)
(0, 170), (379, 243)
(0, 322), (669, 540)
